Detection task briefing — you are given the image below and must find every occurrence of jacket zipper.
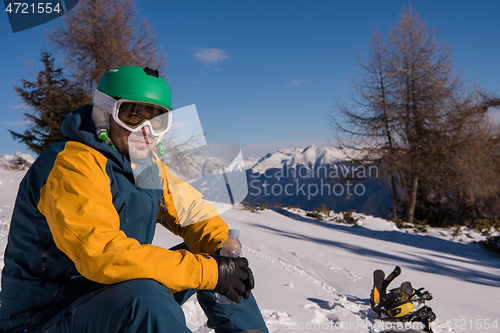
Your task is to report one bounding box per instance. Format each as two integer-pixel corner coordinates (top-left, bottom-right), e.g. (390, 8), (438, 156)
(39, 241), (54, 287)
(137, 187), (156, 243)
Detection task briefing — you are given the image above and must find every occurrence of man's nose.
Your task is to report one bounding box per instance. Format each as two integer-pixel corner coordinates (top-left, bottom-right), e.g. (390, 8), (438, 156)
(141, 125), (152, 136)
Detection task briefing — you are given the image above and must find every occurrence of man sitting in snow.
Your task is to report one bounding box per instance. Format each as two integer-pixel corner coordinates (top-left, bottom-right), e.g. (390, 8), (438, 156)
(0, 66), (268, 333)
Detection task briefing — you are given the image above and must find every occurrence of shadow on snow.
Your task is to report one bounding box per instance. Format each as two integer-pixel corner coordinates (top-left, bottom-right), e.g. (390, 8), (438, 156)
(252, 207), (500, 288)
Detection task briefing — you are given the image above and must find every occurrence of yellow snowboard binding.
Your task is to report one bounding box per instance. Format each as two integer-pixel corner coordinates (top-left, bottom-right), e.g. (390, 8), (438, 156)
(370, 266), (436, 332)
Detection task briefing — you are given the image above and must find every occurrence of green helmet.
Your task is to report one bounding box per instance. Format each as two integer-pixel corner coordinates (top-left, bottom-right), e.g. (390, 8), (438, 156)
(91, 66), (172, 148)
(96, 66), (172, 110)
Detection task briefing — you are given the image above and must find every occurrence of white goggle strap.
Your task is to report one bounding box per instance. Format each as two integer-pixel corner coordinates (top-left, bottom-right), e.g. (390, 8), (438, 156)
(93, 88), (119, 116)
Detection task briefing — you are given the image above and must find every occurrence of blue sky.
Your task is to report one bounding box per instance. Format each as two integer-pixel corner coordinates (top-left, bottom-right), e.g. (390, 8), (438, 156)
(0, 0), (499, 158)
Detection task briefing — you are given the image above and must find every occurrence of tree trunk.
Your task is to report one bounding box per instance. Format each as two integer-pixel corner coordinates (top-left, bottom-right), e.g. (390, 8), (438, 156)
(406, 175), (419, 223)
(390, 173), (398, 220)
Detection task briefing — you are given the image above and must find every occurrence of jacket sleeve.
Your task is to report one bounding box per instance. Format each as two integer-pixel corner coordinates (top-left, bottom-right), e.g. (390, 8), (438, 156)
(38, 142), (219, 293)
(158, 162), (229, 255)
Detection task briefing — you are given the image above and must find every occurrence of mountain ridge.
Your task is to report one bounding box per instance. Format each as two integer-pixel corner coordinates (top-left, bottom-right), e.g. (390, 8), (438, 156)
(244, 145), (359, 174)
(242, 145), (391, 217)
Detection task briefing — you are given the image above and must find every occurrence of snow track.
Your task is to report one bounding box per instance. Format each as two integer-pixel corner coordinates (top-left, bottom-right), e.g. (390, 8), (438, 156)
(245, 246), (338, 294)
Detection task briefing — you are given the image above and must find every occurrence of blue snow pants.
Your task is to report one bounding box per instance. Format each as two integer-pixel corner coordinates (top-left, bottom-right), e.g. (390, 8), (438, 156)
(29, 279), (268, 333)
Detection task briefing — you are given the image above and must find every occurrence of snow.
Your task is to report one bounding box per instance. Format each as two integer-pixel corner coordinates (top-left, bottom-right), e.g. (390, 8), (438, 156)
(0, 152), (35, 170)
(0, 153), (499, 332)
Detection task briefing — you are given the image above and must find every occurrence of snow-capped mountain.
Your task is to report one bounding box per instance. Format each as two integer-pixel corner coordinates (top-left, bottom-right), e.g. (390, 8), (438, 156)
(243, 145), (392, 216)
(244, 145), (354, 174)
(0, 152), (35, 170)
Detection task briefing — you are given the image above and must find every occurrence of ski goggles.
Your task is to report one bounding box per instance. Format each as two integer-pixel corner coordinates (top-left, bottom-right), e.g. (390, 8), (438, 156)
(93, 89), (172, 136)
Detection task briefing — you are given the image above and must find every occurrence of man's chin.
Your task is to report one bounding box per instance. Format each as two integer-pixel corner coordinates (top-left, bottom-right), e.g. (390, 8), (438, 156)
(129, 144), (153, 160)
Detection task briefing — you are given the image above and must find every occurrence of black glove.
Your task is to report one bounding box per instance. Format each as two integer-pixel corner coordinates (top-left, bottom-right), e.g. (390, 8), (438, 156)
(213, 256), (255, 303)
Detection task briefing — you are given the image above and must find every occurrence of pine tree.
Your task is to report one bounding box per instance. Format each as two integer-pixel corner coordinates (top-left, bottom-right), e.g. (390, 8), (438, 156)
(10, 51), (91, 155)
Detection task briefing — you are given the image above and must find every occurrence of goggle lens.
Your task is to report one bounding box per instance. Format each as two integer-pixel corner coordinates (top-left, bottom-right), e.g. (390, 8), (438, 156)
(117, 102), (169, 133)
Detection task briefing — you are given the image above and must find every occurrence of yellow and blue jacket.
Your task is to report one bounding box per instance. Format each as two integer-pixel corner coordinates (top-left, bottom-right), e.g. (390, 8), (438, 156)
(0, 105), (228, 332)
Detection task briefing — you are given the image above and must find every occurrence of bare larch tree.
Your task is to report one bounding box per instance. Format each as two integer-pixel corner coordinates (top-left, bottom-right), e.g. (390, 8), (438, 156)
(331, 3), (500, 225)
(47, 0), (167, 91)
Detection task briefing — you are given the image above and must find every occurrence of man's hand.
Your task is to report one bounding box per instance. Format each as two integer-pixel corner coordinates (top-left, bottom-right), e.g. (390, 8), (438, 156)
(213, 256), (255, 303)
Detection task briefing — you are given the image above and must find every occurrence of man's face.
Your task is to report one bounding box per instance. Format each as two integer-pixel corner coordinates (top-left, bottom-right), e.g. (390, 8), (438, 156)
(108, 118), (159, 160)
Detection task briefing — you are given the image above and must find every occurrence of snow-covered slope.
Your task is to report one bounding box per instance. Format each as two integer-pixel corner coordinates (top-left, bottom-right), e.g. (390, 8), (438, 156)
(153, 207), (500, 332)
(1, 162), (499, 332)
(0, 168), (30, 267)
